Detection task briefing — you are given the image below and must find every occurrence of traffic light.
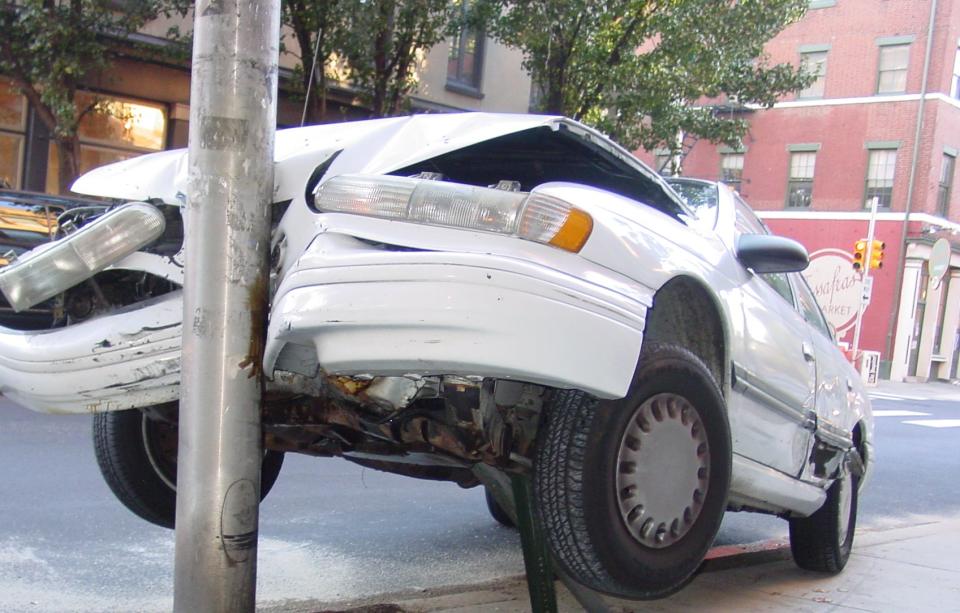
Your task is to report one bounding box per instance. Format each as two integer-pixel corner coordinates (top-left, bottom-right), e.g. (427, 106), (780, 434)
(869, 239), (885, 269)
(853, 239), (867, 271)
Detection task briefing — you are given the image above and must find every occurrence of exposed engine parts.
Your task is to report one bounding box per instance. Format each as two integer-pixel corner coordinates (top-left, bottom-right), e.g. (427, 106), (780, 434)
(260, 374), (548, 483)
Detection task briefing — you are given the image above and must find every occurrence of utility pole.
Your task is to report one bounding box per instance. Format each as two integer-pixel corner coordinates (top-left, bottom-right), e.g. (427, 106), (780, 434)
(173, 2), (279, 612)
(851, 196), (880, 364)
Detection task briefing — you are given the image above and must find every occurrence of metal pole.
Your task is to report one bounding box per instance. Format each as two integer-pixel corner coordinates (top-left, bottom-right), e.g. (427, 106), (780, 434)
(174, 2), (279, 612)
(510, 474), (558, 613)
(851, 197), (879, 362)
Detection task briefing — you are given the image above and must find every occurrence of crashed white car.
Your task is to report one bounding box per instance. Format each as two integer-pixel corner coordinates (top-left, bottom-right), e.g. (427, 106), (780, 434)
(0, 114), (872, 599)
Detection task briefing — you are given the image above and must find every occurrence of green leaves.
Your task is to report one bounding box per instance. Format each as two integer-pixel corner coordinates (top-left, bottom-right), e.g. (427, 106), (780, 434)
(0, 1), (162, 190)
(283, 0), (455, 120)
(478, 0), (813, 154)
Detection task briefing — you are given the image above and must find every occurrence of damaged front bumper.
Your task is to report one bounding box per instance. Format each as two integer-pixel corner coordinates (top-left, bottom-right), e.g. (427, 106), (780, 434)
(0, 291), (182, 413)
(0, 221), (653, 414)
(265, 231), (651, 400)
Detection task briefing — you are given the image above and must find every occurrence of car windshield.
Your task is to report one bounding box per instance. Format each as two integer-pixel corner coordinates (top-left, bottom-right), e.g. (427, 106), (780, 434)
(665, 179), (720, 228)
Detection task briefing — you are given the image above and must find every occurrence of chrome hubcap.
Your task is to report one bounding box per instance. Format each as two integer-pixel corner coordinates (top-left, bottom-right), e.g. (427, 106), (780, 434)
(616, 393), (710, 549)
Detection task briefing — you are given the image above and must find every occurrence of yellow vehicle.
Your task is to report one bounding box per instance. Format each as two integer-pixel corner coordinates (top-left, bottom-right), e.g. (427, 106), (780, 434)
(0, 189), (109, 327)
(0, 202), (61, 266)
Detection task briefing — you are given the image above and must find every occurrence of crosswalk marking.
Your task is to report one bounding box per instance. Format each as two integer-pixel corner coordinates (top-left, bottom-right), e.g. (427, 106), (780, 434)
(869, 392), (927, 401)
(902, 419), (960, 429)
(873, 410), (930, 417)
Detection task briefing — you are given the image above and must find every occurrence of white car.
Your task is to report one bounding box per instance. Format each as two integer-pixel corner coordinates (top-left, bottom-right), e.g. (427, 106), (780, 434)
(0, 113), (873, 599)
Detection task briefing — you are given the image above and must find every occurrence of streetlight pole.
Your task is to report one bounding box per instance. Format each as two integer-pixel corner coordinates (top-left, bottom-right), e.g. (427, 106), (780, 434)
(851, 196), (879, 364)
(173, 2), (279, 611)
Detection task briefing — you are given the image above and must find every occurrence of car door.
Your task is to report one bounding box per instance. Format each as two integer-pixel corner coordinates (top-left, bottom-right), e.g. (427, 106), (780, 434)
(727, 196), (817, 477)
(791, 273), (855, 463)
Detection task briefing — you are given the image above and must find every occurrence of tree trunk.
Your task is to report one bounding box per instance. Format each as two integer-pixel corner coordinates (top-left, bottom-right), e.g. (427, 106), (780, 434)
(54, 135), (81, 195)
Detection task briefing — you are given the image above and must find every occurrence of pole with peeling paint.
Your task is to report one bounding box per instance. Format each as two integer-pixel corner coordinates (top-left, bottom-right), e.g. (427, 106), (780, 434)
(173, 1), (279, 611)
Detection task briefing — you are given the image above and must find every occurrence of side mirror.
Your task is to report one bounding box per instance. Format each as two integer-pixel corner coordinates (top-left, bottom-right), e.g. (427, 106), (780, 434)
(736, 234), (809, 274)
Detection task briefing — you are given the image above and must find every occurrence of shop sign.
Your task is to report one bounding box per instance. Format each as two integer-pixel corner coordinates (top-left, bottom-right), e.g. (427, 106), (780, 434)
(803, 248), (862, 338)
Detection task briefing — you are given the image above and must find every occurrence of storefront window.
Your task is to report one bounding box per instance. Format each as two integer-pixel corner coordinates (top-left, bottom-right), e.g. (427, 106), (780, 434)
(46, 93), (166, 193)
(0, 79), (26, 189)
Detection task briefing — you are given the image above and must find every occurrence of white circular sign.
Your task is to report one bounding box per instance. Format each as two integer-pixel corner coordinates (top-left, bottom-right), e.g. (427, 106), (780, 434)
(803, 249), (862, 337)
(929, 238), (951, 281)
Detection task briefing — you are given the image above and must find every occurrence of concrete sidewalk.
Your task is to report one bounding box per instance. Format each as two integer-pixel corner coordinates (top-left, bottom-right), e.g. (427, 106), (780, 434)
(268, 516), (960, 612)
(871, 379), (960, 401)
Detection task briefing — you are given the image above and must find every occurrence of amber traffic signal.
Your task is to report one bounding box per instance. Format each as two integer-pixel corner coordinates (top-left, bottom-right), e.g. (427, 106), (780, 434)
(869, 239), (885, 269)
(853, 239), (867, 271)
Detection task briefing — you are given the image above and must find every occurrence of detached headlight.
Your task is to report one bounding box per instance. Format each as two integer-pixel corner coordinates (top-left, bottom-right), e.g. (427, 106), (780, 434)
(0, 202), (165, 312)
(315, 174), (593, 253)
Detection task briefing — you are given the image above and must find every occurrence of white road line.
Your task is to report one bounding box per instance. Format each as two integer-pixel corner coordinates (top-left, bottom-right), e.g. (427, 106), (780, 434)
(902, 419), (960, 429)
(869, 393), (927, 401)
(873, 410), (930, 417)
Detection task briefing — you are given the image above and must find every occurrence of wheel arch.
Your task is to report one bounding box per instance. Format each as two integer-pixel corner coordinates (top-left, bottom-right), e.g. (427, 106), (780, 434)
(643, 275), (729, 395)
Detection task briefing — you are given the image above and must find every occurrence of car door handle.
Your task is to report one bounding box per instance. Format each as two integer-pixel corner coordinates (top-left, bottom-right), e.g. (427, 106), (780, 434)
(802, 342), (816, 362)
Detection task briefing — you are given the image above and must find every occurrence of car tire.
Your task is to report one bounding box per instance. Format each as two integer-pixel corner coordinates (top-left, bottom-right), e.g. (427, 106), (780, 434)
(788, 469), (858, 573)
(93, 407), (284, 529)
(484, 487), (515, 528)
(533, 343), (731, 600)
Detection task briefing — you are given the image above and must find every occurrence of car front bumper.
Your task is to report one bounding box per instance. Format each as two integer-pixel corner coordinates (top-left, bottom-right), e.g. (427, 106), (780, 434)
(0, 292), (182, 414)
(265, 232), (652, 399)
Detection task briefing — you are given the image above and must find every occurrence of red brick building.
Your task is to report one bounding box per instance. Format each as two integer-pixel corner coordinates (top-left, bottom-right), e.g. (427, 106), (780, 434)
(639, 0), (960, 382)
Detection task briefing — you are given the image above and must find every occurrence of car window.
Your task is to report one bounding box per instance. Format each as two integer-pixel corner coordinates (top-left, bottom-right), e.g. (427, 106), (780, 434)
(760, 272), (795, 306)
(733, 194), (767, 236)
(664, 179), (719, 227)
(732, 194), (801, 304)
(793, 273), (832, 339)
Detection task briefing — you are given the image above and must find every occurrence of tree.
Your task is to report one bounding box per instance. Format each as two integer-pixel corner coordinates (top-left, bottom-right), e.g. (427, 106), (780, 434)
(283, 0), (348, 124)
(281, 0), (456, 122)
(339, 0), (455, 117)
(0, 1), (161, 194)
(476, 0), (813, 157)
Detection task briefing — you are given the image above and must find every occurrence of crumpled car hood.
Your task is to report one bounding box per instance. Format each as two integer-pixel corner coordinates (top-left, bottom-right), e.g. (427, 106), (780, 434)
(71, 113), (564, 204)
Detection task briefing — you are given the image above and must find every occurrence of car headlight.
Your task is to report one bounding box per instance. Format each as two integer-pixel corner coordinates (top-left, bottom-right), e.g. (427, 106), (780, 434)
(314, 174), (593, 253)
(0, 202), (166, 312)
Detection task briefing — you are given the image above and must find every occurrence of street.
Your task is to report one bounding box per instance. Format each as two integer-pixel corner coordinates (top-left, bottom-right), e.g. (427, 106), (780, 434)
(1, 383), (958, 612)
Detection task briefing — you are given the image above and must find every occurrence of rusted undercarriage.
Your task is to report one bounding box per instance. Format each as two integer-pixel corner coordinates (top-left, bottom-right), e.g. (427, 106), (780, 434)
(148, 373), (549, 488)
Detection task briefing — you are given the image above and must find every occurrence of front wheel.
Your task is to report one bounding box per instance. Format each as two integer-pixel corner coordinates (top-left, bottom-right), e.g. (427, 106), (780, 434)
(93, 407), (284, 529)
(789, 469), (859, 573)
(534, 344), (731, 600)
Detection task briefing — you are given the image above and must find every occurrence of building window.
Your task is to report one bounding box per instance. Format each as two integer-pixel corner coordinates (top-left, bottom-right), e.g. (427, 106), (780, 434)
(864, 149), (897, 209)
(654, 151), (674, 176)
(446, 2), (484, 97)
(45, 92), (166, 194)
(720, 153), (744, 191)
(799, 51), (828, 98)
(0, 79), (26, 189)
(938, 153), (955, 217)
(877, 44), (909, 94)
(952, 44), (960, 99)
(787, 152), (816, 208)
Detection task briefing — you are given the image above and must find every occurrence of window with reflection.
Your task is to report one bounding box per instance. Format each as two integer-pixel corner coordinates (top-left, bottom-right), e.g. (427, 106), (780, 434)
(46, 93), (166, 193)
(877, 44), (909, 94)
(864, 148), (896, 209)
(446, 1), (484, 96)
(720, 153), (744, 191)
(787, 152), (816, 208)
(0, 79), (26, 189)
(799, 51), (828, 98)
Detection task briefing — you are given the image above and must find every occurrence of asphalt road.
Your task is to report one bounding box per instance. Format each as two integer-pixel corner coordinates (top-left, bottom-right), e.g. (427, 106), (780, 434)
(0, 388), (957, 612)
